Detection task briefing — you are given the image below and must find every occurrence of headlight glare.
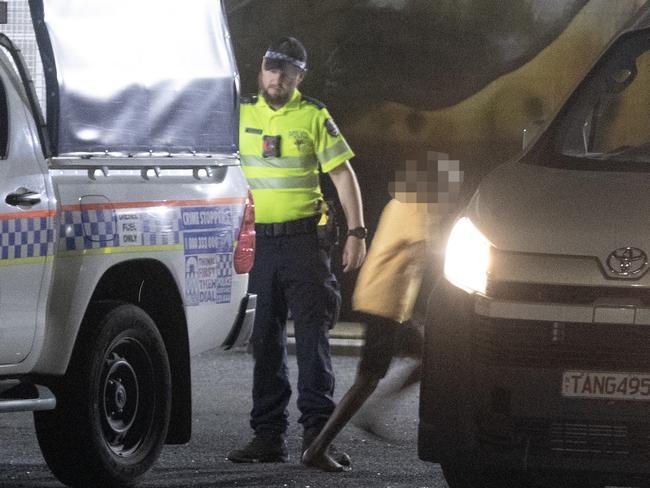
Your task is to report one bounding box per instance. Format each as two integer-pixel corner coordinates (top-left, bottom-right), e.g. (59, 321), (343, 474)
(443, 217), (491, 294)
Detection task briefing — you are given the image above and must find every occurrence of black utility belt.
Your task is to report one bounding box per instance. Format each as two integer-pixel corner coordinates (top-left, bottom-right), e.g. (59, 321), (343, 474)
(255, 215), (320, 237)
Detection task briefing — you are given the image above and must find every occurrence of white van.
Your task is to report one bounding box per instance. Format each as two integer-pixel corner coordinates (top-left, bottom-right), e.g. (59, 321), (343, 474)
(419, 7), (650, 488)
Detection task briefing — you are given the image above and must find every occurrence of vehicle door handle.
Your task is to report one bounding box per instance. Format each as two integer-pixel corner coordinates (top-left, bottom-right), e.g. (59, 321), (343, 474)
(5, 189), (41, 206)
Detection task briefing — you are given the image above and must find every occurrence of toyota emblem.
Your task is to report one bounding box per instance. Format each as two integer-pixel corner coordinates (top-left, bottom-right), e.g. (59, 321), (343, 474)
(606, 247), (648, 277)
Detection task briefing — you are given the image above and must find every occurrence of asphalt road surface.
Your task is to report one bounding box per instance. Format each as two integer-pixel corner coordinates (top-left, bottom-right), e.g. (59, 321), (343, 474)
(0, 349), (442, 488)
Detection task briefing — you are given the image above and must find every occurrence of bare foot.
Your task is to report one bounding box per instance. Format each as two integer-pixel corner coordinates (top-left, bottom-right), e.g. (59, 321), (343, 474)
(302, 447), (350, 472)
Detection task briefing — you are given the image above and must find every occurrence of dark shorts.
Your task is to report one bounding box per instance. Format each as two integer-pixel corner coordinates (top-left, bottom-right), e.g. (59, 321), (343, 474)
(357, 318), (422, 379)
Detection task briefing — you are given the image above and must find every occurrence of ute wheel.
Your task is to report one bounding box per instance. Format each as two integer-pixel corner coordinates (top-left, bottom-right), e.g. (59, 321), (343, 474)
(34, 301), (171, 487)
(441, 462), (532, 488)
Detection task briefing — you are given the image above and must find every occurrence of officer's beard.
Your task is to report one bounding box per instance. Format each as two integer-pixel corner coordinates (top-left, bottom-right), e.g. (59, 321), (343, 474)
(259, 74), (292, 108)
(261, 87), (292, 108)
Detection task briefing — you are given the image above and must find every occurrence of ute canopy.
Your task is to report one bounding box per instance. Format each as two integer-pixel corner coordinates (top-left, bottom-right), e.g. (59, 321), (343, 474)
(29, 0), (239, 158)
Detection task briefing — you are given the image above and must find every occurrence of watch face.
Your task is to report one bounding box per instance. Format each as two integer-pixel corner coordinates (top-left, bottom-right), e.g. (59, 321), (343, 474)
(349, 227), (367, 238)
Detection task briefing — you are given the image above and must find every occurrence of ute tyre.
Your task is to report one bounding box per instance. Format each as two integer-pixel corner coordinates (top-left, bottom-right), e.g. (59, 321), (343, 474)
(34, 301), (171, 488)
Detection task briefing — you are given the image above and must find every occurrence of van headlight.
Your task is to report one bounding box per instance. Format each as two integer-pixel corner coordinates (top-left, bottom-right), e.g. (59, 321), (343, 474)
(444, 217), (491, 295)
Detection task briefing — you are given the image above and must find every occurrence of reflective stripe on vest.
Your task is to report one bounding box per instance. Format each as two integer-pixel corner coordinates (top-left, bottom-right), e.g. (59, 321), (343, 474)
(317, 139), (350, 164)
(241, 154), (317, 169)
(247, 173), (319, 190)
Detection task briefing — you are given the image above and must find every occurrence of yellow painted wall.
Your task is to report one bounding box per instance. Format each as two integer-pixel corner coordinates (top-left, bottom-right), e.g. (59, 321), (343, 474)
(345, 0), (647, 160)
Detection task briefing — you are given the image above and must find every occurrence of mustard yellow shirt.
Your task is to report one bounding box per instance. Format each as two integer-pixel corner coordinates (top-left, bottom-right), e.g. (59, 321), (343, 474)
(353, 199), (442, 322)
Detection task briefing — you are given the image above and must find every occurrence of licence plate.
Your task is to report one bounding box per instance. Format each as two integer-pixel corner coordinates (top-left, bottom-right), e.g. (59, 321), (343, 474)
(562, 370), (650, 401)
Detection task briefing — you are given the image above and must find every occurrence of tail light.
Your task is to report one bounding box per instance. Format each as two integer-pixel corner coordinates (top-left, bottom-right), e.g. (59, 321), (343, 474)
(234, 190), (255, 274)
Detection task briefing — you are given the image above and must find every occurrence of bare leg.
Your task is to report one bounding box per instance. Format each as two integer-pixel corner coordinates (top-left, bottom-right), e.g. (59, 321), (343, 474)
(351, 359), (420, 439)
(302, 371), (380, 472)
(351, 324), (422, 438)
(377, 324), (422, 397)
(302, 316), (399, 472)
(388, 358), (421, 396)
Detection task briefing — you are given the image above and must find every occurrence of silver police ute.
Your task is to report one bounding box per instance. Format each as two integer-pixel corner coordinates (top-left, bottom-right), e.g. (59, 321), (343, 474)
(0, 1), (255, 487)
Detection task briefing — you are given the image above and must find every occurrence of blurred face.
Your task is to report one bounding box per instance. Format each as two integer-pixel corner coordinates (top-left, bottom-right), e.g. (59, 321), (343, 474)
(258, 58), (304, 109)
(389, 157), (464, 214)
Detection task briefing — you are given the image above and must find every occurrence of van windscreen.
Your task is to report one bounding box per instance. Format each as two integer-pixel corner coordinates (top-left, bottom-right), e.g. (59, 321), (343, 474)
(558, 30), (650, 165)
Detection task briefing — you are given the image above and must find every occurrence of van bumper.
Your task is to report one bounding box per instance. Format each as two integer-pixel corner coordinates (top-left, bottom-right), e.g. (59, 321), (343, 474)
(418, 279), (650, 481)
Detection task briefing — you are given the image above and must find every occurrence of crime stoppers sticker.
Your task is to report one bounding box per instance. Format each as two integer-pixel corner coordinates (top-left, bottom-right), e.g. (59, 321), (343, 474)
(181, 206), (237, 305)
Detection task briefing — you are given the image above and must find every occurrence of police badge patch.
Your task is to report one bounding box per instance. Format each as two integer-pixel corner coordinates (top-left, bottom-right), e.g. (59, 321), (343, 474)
(324, 118), (340, 137)
(289, 130), (311, 154)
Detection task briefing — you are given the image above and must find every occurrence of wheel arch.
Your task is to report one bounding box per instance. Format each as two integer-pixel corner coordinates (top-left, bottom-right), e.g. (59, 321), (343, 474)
(90, 258), (191, 444)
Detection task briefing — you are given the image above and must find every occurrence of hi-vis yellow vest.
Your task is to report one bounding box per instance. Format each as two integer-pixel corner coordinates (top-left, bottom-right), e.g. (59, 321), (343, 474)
(239, 89), (354, 224)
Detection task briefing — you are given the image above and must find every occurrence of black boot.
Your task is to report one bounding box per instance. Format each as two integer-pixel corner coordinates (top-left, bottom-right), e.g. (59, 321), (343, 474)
(227, 435), (289, 463)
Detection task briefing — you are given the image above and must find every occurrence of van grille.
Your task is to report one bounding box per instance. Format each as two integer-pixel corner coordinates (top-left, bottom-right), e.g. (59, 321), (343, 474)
(473, 319), (650, 370)
(516, 419), (650, 460)
(486, 281), (650, 305)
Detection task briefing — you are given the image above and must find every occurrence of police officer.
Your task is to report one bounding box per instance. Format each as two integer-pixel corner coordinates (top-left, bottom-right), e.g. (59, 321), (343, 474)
(227, 37), (366, 464)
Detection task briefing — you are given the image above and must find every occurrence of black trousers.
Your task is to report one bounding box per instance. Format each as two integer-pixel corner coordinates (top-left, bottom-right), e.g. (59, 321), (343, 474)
(248, 231), (341, 437)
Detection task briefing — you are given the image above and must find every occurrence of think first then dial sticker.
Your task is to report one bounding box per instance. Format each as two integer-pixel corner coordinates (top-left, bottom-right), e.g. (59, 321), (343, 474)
(181, 205), (237, 306)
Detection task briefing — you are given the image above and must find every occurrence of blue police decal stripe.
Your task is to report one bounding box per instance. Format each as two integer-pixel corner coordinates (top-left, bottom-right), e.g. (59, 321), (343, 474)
(0, 210), (55, 261)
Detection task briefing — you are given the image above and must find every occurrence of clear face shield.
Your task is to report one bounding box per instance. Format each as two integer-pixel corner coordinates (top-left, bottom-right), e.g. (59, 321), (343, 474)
(262, 50), (306, 81)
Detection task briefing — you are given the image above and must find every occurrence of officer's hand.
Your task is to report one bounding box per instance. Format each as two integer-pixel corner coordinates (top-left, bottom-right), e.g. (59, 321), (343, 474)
(342, 236), (366, 272)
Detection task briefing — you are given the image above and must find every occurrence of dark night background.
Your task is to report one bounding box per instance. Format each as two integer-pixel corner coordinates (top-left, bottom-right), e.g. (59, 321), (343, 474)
(224, 0), (645, 318)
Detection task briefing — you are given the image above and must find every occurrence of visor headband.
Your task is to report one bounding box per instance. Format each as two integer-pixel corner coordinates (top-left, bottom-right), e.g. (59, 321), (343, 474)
(264, 50), (307, 70)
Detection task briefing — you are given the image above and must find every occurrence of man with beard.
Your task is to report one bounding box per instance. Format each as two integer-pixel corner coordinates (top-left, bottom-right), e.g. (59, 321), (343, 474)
(227, 37), (366, 465)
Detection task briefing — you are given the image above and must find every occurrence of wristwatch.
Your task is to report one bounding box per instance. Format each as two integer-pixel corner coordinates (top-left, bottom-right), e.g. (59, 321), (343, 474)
(347, 226), (368, 239)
